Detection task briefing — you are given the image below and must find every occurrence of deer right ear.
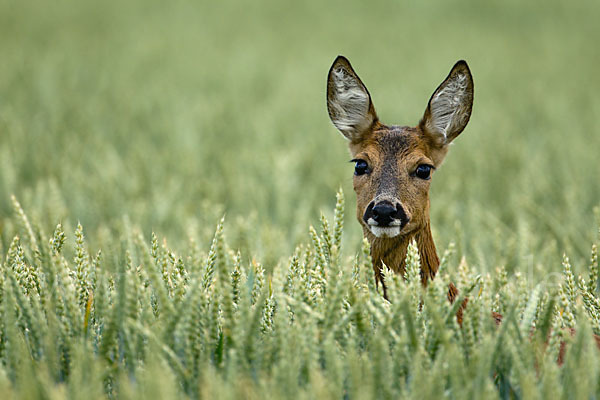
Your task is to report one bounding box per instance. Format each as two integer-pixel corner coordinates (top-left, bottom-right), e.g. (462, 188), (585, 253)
(327, 56), (378, 142)
(420, 60), (474, 147)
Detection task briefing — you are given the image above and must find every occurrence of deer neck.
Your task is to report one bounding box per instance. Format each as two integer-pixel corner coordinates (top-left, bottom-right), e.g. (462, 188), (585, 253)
(368, 221), (440, 288)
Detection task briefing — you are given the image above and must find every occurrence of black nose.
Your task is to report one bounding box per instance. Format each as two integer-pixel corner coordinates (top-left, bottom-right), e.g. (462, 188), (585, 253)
(371, 203), (398, 226)
(364, 201), (408, 227)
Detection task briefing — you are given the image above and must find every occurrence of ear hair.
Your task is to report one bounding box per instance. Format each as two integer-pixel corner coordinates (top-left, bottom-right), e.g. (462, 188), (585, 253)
(420, 60), (474, 146)
(327, 56), (378, 142)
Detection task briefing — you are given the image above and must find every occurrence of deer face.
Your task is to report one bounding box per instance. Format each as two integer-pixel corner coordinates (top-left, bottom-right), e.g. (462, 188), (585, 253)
(348, 126), (438, 239)
(327, 56), (473, 241)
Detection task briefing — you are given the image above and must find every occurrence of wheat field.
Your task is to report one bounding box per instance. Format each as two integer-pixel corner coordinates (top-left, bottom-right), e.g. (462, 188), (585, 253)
(1, 0), (600, 398)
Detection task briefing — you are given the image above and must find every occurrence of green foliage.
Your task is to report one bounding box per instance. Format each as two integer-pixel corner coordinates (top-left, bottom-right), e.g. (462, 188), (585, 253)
(1, 0), (600, 398)
(0, 195), (599, 399)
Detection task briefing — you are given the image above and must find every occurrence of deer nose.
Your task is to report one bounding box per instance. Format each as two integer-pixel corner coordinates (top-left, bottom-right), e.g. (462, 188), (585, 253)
(364, 201), (408, 228)
(371, 203), (398, 226)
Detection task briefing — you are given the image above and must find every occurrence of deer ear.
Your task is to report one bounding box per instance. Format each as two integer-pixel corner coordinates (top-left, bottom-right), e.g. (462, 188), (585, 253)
(327, 56), (378, 142)
(420, 60), (474, 146)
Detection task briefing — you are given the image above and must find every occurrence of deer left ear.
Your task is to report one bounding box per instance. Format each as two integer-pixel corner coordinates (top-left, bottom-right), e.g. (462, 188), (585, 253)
(327, 56), (378, 143)
(420, 60), (474, 147)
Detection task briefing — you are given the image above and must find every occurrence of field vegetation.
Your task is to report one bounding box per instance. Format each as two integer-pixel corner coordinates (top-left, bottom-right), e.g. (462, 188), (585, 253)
(1, 0), (600, 398)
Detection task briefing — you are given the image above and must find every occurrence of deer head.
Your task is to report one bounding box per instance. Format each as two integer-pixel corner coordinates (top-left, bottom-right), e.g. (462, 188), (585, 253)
(327, 56), (473, 295)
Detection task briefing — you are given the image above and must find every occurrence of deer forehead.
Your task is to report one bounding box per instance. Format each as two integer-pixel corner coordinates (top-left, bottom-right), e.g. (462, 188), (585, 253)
(350, 126), (433, 167)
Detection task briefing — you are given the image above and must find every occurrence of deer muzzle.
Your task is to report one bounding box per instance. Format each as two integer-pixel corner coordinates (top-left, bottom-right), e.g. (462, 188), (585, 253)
(363, 200), (409, 238)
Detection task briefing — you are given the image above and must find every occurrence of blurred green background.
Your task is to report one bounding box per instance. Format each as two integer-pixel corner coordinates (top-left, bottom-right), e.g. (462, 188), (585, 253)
(1, 0), (599, 275)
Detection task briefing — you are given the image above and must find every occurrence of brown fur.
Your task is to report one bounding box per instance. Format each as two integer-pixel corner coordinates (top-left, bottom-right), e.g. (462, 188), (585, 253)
(327, 56), (473, 309)
(349, 126), (445, 294)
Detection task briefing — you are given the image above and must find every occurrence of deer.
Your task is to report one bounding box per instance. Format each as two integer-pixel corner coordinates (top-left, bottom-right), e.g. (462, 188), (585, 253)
(326, 55), (473, 310)
(325, 56), (600, 360)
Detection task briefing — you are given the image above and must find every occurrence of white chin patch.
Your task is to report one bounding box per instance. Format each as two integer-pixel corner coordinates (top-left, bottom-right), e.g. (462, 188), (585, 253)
(370, 226), (401, 238)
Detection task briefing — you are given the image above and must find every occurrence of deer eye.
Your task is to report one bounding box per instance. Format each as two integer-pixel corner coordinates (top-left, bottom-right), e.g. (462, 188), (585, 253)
(414, 164), (433, 180)
(353, 159), (369, 176)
